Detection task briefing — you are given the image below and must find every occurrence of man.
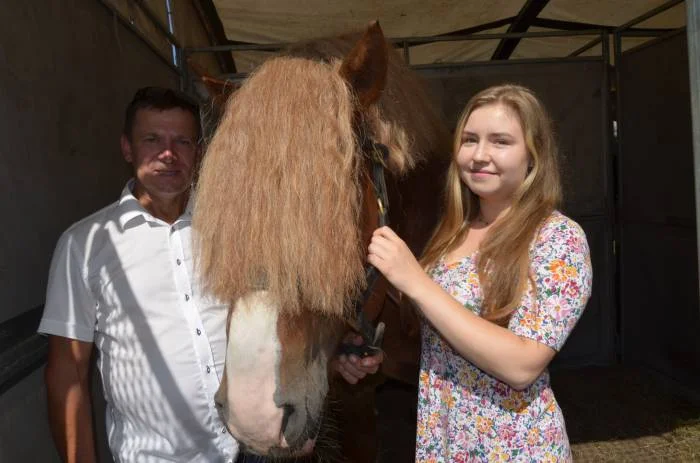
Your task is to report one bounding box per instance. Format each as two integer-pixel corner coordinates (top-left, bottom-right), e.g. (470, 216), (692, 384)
(40, 86), (382, 463)
(40, 87), (237, 462)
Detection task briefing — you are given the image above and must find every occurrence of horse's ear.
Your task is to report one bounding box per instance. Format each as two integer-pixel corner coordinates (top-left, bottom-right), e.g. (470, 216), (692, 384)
(187, 57), (239, 103)
(202, 76), (239, 102)
(339, 21), (389, 108)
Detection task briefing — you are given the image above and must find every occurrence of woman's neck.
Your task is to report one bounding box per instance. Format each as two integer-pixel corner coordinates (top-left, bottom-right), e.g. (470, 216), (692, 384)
(477, 198), (512, 225)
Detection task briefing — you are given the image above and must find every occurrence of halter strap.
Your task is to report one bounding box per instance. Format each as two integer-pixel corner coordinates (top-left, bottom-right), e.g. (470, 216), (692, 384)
(338, 141), (390, 358)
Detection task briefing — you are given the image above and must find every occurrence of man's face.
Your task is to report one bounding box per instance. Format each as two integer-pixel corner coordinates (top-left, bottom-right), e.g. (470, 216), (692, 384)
(121, 107), (200, 202)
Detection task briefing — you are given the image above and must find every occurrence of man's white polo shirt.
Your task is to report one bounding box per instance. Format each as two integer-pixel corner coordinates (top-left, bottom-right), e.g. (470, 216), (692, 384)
(39, 181), (238, 462)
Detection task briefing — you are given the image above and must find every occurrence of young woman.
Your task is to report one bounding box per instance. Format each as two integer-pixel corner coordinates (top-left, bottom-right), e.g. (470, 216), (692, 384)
(368, 84), (592, 462)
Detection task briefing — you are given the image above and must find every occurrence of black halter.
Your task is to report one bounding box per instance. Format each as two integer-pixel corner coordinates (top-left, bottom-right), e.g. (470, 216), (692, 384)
(338, 139), (391, 358)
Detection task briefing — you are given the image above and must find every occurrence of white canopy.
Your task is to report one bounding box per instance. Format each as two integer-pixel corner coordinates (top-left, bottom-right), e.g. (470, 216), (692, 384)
(210, 0), (687, 72)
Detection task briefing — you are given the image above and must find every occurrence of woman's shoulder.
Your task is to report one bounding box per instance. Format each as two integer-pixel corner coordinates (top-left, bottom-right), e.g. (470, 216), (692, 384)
(534, 210), (589, 250)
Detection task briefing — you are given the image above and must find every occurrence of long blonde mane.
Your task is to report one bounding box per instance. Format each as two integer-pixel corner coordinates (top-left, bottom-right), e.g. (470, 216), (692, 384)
(193, 33), (447, 318)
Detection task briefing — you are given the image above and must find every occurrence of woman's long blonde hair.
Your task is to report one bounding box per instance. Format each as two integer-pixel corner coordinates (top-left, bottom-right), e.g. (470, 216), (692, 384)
(420, 84), (561, 325)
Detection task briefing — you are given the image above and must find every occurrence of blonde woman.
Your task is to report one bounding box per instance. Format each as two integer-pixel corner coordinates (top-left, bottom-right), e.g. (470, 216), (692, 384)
(368, 84), (592, 462)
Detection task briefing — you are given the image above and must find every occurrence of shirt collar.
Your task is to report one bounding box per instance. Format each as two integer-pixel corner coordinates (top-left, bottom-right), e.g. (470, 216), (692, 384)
(117, 179), (193, 228)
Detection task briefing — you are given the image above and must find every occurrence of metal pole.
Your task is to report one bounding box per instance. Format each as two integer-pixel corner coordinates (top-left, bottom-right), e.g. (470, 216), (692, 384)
(132, 0), (181, 49)
(185, 29), (603, 54)
(688, 0), (700, 293)
(613, 31), (625, 362)
(600, 30), (617, 364)
(165, 0), (178, 66)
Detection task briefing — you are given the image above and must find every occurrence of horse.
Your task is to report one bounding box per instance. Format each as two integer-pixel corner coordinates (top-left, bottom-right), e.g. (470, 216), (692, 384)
(192, 22), (450, 459)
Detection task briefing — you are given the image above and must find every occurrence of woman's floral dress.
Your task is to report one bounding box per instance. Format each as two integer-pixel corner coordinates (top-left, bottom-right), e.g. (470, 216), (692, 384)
(416, 211), (593, 462)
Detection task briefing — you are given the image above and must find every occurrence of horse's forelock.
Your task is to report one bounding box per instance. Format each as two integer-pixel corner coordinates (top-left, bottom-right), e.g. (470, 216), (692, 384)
(195, 56), (364, 318)
(193, 33), (448, 318)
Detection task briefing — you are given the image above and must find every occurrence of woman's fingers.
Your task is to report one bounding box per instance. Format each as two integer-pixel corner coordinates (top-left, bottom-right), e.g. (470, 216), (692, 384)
(373, 225), (399, 240)
(368, 230), (402, 259)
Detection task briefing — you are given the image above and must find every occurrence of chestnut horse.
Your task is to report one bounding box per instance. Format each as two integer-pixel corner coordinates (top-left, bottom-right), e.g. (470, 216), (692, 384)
(193, 23), (449, 459)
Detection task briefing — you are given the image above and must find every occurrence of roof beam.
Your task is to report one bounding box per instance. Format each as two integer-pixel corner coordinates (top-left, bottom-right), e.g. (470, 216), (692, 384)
(439, 16), (515, 37)
(491, 0), (550, 60)
(532, 17), (610, 31)
(533, 17), (675, 34)
(192, 0), (237, 74)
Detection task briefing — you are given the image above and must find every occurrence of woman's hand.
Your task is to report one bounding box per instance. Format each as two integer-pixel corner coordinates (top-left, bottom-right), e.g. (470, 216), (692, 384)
(367, 226), (430, 297)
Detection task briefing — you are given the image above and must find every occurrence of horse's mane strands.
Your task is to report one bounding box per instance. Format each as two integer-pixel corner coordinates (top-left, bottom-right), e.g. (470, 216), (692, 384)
(286, 33), (449, 171)
(194, 32), (449, 318)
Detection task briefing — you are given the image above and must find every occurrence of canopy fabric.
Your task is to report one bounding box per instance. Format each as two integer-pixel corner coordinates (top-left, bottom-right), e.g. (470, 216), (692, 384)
(210, 0), (687, 73)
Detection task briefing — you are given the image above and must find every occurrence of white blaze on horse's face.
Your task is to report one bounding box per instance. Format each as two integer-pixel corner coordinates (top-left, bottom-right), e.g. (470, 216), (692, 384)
(216, 291), (284, 453)
(216, 291), (341, 456)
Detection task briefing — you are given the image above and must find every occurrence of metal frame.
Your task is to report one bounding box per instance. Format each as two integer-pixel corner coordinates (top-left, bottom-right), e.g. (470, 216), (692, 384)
(184, 29), (608, 88)
(613, 31), (625, 363)
(599, 30), (618, 366)
(186, 29), (607, 54)
(570, 0), (684, 57)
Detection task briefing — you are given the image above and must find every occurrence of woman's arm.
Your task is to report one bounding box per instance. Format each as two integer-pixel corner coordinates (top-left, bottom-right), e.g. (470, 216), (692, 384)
(368, 224), (591, 390)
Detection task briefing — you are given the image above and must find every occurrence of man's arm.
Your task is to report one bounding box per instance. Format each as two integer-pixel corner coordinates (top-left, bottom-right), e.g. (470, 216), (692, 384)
(45, 335), (96, 463)
(332, 333), (384, 384)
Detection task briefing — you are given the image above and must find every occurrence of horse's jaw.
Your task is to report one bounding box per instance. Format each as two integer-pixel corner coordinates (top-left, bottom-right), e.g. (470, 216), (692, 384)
(216, 290), (329, 457)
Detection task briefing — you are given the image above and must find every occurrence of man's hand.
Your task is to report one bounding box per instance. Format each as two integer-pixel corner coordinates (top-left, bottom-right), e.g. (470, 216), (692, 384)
(332, 333), (384, 384)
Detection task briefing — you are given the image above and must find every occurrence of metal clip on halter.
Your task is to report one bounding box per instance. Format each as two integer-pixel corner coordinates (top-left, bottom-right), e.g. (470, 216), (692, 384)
(339, 321), (386, 358)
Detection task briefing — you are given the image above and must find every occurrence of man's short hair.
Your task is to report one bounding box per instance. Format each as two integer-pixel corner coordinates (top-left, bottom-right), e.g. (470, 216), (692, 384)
(123, 86), (201, 140)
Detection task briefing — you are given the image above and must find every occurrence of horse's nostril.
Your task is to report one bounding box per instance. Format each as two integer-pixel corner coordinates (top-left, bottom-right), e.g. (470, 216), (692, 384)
(283, 403), (296, 417)
(280, 403), (296, 432)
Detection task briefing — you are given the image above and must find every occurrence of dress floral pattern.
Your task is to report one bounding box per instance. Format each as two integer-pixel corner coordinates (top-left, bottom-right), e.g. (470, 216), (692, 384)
(416, 211), (593, 462)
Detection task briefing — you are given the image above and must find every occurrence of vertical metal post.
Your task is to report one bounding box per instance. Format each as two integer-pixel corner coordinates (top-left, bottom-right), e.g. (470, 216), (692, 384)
(165, 0), (178, 67)
(178, 48), (188, 92)
(600, 30), (618, 365)
(613, 31), (625, 362)
(688, 0), (700, 294)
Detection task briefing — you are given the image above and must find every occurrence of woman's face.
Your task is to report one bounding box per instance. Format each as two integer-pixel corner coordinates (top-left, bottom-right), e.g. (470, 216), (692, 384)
(456, 103), (530, 204)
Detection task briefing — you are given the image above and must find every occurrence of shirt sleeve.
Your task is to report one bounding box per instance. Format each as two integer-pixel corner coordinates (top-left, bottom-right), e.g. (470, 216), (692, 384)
(38, 230), (97, 342)
(509, 215), (593, 351)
